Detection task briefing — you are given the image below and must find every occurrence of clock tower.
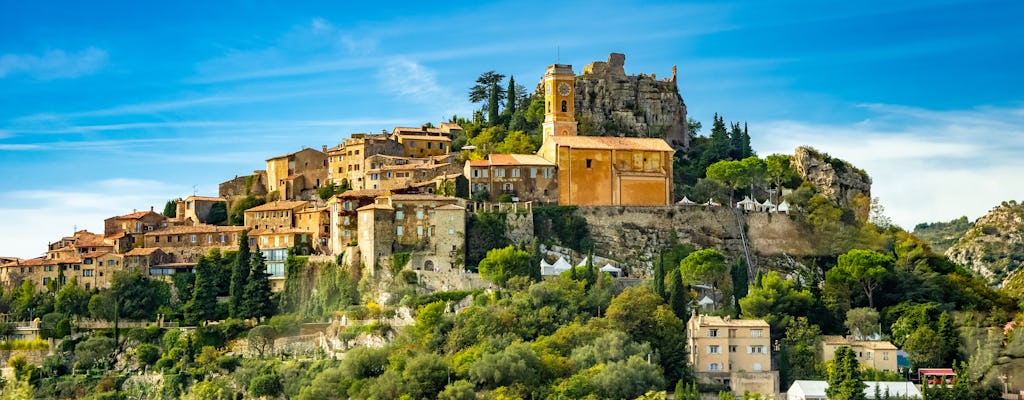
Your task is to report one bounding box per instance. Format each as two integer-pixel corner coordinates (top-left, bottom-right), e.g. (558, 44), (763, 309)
(542, 64), (577, 137)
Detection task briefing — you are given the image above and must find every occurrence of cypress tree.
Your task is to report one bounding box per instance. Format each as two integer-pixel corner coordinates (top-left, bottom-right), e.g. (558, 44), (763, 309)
(488, 81), (500, 125)
(506, 75), (517, 115)
(241, 247), (274, 320)
(937, 312), (960, 364)
(653, 252), (667, 300)
(229, 230), (251, 318)
(183, 255), (218, 325)
(668, 270), (689, 321)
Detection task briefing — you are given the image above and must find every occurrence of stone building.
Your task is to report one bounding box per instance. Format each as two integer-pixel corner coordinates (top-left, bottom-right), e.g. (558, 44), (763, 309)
(103, 208), (167, 248)
(266, 148), (328, 200)
(243, 200), (310, 231)
(357, 194), (465, 275)
(173, 195), (228, 225)
(248, 227), (314, 292)
(821, 336), (898, 372)
(365, 154), (461, 191)
(687, 314), (779, 396)
(326, 189), (385, 255)
(296, 206), (330, 253)
(123, 247), (172, 276)
(464, 153), (558, 203)
(142, 224), (245, 264)
(326, 133), (404, 190)
(536, 62), (674, 206)
(392, 124), (457, 158)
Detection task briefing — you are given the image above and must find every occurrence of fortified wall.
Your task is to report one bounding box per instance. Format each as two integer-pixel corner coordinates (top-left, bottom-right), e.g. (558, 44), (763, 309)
(575, 206), (816, 277)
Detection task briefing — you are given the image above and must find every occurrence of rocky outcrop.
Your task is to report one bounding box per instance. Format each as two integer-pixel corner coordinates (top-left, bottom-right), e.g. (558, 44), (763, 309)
(945, 200), (1024, 283)
(571, 53), (690, 149)
(575, 206), (816, 277)
(791, 146), (871, 205)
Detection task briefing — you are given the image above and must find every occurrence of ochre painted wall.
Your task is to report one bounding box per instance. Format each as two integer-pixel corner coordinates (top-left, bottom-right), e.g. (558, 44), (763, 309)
(620, 178), (668, 205)
(562, 148), (612, 206)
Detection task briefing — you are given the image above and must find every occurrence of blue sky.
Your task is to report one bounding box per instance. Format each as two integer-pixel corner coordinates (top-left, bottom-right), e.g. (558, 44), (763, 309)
(1, 0), (1022, 258)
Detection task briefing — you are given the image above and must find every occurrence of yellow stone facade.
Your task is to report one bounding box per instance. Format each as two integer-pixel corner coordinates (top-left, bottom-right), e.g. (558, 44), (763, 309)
(536, 63), (674, 206)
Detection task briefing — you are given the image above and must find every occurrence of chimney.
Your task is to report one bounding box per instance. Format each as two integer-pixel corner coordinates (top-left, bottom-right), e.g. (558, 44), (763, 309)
(133, 208), (136, 213)
(322, 145), (327, 152)
(150, 206), (154, 212)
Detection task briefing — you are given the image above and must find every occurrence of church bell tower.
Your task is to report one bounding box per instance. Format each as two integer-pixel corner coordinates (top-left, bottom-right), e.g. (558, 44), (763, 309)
(542, 64), (577, 137)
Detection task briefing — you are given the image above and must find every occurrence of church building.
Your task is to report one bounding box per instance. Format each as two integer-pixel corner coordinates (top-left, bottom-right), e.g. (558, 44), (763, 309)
(536, 63), (674, 206)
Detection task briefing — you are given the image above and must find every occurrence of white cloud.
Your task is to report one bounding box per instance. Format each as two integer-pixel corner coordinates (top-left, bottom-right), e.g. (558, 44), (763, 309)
(753, 104), (1024, 229)
(0, 47), (108, 80)
(377, 58), (457, 106)
(0, 179), (188, 258)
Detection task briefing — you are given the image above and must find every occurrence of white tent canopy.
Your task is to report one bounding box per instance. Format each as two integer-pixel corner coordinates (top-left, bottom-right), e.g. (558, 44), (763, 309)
(778, 200), (791, 214)
(599, 264), (621, 277)
(787, 380), (921, 400)
(736, 196), (757, 211)
(677, 196), (697, 205)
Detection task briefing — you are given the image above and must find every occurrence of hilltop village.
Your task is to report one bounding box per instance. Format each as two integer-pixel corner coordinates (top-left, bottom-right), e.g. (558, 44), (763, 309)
(0, 55), (1020, 400)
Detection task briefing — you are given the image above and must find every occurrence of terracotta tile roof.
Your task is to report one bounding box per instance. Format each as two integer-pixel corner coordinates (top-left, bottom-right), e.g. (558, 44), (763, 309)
(398, 135), (453, 142)
(436, 204), (465, 211)
(693, 315), (770, 327)
(468, 160), (490, 167)
(106, 232), (127, 240)
(145, 224), (245, 236)
(16, 257), (51, 266)
(249, 228), (314, 235)
(81, 250), (112, 259)
(75, 234), (111, 248)
(113, 210), (163, 220)
(356, 203), (394, 211)
(548, 136), (675, 152)
(265, 147), (324, 161)
(488, 153), (556, 166)
(389, 194), (459, 202)
(125, 247), (163, 256)
(336, 189), (387, 198)
(244, 201), (309, 212)
(296, 206), (327, 214)
(186, 195), (226, 202)
(822, 336), (897, 349)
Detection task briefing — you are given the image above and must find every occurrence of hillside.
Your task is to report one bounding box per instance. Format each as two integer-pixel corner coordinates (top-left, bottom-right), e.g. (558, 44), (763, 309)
(945, 200), (1024, 283)
(913, 216), (973, 254)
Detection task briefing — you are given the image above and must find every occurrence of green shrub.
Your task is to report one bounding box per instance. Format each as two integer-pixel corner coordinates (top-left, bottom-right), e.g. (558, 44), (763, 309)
(136, 343), (161, 367)
(249, 374), (283, 397)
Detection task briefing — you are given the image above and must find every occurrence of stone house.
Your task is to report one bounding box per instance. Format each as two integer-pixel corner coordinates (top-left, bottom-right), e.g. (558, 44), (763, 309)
(392, 124), (459, 158)
(296, 206), (330, 253)
(249, 228), (314, 292)
(103, 208), (167, 248)
(75, 250), (123, 290)
(688, 314), (779, 396)
(821, 336), (898, 372)
(326, 189), (385, 255)
(326, 133), (404, 190)
(173, 195), (228, 225)
(266, 148), (328, 200)
(243, 200), (310, 231)
(142, 224), (244, 264)
(357, 194), (466, 275)
(465, 153), (558, 203)
(364, 154), (461, 191)
(535, 63), (674, 206)
(123, 247), (172, 276)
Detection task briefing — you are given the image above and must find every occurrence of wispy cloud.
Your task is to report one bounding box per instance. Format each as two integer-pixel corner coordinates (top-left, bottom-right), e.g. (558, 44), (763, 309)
(754, 104), (1024, 229)
(0, 47), (108, 80)
(377, 58), (454, 104)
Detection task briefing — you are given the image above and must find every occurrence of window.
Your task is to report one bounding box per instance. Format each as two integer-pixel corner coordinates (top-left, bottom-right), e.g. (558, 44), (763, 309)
(427, 142), (433, 149)
(343, 216), (350, 225)
(883, 352), (889, 360)
(561, 100), (567, 112)
(495, 169), (505, 178)
(707, 345), (721, 354)
(207, 234), (213, 243)
(729, 345), (737, 353)
(708, 363), (722, 371)
(448, 228), (455, 235)
(511, 168), (520, 177)
(344, 201), (353, 211)
(751, 329), (763, 337)
(472, 169), (480, 178)
(544, 168), (553, 178)
(866, 352), (873, 360)
(417, 226), (423, 236)
(84, 258), (93, 265)
(107, 260), (115, 266)
(530, 168), (537, 178)
(585, 159), (592, 168)
(43, 277), (50, 285)
(396, 210), (404, 220)
(220, 234), (226, 242)
(397, 226), (404, 236)
(83, 269), (94, 277)
(266, 263), (285, 278)
(155, 236), (160, 243)
(748, 346), (766, 354)
(439, 143), (445, 149)
(416, 210), (424, 220)
(753, 363), (763, 372)
(707, 329), (718, 337)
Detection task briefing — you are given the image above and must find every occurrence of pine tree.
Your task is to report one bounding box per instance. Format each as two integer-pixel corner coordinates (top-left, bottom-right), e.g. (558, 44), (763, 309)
(241, 247), (274, 320)
(183, 255), (218, 325)
(229, 230), (251, 318)
(506, 75), (517, 116)
(826, 346), (867, 400)
(937, 312), (960, 365)
(488, 81), (500, 125)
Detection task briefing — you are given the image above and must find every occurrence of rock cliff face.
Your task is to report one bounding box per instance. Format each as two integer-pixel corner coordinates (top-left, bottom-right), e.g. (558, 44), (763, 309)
(791, 146), (871, 205)
(570, 53), (690, 149)
(945, 200), (1024, 283)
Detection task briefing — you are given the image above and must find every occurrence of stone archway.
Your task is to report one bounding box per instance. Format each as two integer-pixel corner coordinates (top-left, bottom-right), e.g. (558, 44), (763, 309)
(423, 260), (435, 271)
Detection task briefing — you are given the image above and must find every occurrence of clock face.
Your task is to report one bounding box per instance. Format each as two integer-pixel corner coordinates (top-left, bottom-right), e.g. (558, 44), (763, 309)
(558, 82), (571, 96)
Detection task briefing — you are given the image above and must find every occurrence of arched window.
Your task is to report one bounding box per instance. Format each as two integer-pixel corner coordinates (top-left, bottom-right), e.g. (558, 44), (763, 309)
(561, 100), (567, 112)
(546, 102), (550, 113)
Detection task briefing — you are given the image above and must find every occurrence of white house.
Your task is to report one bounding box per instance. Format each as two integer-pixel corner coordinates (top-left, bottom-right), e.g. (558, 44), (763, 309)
(787, 380), (921, 400)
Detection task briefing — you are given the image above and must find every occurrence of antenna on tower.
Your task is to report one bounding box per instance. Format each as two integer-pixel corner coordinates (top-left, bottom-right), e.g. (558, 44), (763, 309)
(192, 185), (198, 196)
